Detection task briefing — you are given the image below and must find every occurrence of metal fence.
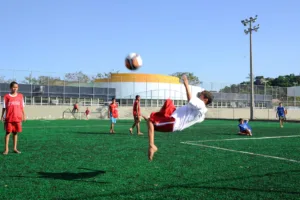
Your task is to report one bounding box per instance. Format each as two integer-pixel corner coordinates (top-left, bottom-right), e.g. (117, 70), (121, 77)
(0, 69), (300, 108)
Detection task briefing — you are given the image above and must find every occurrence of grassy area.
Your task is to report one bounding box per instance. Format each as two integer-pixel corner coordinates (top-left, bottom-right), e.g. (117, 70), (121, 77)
(1, 119), (300, 199)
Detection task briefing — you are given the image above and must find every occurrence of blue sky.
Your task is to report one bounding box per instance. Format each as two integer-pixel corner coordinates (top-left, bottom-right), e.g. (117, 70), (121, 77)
(0, 0), (299, 87)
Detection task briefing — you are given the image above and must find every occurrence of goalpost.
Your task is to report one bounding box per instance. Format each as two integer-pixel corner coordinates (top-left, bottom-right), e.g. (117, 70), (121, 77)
(62, 106), (109, 120)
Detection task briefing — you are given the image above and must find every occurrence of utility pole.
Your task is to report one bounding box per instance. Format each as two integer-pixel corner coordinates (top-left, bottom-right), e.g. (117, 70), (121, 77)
(241, 15), (260, 120)
(262, 79), (268, 105)
(293, 82), (298, 106)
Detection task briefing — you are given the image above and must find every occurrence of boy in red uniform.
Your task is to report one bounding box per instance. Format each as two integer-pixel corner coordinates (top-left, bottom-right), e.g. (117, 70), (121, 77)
(1, 82), (26, 155)
(108, 98), (118, 134)
(85, 107), (90, 120)
(72, 102), (79, 113)
(145, 75), (213, 161)
(129, 95), (143, 135)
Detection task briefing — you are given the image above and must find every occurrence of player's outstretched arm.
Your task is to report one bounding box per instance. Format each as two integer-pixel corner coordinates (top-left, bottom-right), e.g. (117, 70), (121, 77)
(182, 75), (192, 102)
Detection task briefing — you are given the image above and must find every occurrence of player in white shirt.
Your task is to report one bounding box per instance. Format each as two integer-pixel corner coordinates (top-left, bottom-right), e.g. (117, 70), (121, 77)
(144, 75), (214, 161)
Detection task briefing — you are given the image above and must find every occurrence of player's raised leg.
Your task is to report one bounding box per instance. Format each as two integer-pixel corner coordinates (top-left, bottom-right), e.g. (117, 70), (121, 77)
(147, 119), (157, 161)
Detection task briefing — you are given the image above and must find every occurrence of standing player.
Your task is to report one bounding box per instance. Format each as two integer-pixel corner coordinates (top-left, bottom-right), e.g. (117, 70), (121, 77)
(1, 82), (26, 155)
(108, 98), (118, 134)
(238, 118), (252, 136)
(276, 102), (287, 128)
(85, 107), (90, 120)
(145, 75), (213, 161)
(72, 102), (79, 113)
(129, 95), (143, 135)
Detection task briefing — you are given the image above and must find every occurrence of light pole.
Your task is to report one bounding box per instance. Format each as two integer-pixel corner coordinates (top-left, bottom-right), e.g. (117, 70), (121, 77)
(262, 79), (268, 105)
(293, 82), (298, 106)
(241, 15), (260, 120)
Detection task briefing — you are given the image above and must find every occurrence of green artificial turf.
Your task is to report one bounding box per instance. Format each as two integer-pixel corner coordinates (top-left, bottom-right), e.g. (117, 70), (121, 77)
(1, 119), (300, 199)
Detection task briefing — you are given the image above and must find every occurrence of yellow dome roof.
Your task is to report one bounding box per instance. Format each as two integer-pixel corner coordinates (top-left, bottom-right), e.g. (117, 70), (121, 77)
(94, 73), (180, 84)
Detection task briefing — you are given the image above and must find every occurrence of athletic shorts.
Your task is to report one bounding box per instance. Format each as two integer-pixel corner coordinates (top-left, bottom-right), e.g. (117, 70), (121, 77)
(110, 113), (117, 124)
(240, 130), (251, 134)
(133, 111), (141, 117)
(4, 122), (22, 133)
(279, 116), (286, 121)
(149, 99), (176, 132)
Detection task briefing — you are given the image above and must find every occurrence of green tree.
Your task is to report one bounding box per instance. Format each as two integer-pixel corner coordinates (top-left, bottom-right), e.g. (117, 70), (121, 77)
(23, 75), (62, 85)
(0, 76), (16, 84)
(220, 73), (300, 99)
(0, 76), (6, 83)
(170, 72), (201, 86)
(64, 71), (91, 83)
(92, 70), (120, 80)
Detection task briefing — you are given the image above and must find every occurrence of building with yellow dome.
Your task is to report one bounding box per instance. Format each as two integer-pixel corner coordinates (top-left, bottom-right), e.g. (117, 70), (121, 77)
(94, 73), (204, 107)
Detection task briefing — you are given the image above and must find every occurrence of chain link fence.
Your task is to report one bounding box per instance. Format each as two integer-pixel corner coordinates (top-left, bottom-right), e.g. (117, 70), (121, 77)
(0, 69), (299, 109)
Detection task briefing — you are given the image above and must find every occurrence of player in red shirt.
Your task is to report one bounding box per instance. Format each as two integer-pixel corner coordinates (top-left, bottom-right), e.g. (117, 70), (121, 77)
(72, 102), (79, 113)
(1, 82), (26, 155)
(129, 95), (143, 135)
(108, 98), (118, 134)
(85, 107), (90, 120)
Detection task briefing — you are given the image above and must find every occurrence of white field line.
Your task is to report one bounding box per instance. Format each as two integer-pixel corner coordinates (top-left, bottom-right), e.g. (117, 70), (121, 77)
(181, 142), (300, 164)
(183, 135), (300, 143)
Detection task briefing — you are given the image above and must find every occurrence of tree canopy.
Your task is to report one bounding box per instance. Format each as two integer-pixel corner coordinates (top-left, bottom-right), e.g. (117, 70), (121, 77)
(220, 74), (300, 100)
(169, 72), (201, 86)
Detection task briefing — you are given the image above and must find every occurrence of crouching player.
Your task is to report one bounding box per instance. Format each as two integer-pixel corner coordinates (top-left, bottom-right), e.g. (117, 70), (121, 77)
(238, 118), (252, 136)
(144, 75), (213, 161)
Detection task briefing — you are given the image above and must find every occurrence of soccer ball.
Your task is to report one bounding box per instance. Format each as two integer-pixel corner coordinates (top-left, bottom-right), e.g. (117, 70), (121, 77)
(125, 53), (142, 70)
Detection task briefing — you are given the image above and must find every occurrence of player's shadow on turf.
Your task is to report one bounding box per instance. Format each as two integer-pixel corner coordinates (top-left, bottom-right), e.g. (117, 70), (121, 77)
(11, 168), (109, 184)
(64, 169), (300, 199)
(37, 168), (106, 181)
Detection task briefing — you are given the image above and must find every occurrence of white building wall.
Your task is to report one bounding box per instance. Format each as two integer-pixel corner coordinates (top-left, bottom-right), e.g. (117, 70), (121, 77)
(97, 82), (205, 100)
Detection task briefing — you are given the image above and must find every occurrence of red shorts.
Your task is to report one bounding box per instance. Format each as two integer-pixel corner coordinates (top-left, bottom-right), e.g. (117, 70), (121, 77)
(133, 111), (140, 117)
(149, 99), (176, 132)
(4, 122), (22, 133)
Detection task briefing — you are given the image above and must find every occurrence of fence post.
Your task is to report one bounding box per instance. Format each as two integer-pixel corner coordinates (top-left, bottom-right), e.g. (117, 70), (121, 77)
(48, 76), (50, 105)
(78, 78), (81, 100)
(63, 79), (66, 105)
(146, 77), (147, 107)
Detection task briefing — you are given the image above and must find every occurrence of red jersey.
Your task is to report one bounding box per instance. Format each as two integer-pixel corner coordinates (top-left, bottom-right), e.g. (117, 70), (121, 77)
(109, 103), (118, 118)
(3, 93), (24, 123)
(85, 109), (90, 115)
(133, 100), (140, 116)
(74, 104), (78, 109)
